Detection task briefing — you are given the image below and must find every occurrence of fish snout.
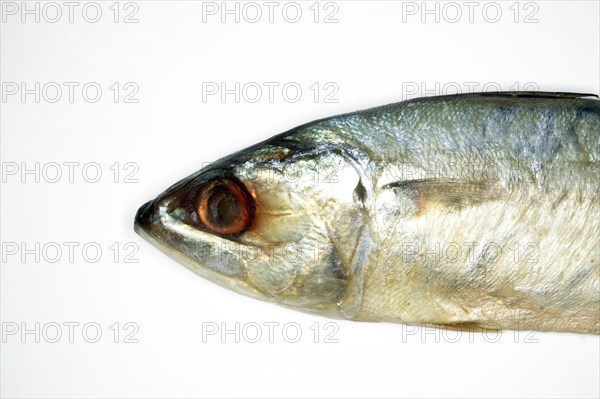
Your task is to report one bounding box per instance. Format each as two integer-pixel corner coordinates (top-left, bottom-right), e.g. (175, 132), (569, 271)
(134, 200), (156, 232)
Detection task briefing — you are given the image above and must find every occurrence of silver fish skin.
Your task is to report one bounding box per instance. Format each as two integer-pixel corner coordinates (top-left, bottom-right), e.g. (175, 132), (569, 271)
(135, 92), (600, 334)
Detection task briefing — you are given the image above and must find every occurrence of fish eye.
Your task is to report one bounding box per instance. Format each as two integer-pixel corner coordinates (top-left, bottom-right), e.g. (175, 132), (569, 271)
(196, 178), (254, 236)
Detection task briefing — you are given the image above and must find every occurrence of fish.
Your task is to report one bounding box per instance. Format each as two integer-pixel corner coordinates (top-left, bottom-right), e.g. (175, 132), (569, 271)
(135, 92), (600, 334)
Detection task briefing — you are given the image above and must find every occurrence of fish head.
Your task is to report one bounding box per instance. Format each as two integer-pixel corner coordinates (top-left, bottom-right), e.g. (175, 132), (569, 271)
(135, 135), (370, 318)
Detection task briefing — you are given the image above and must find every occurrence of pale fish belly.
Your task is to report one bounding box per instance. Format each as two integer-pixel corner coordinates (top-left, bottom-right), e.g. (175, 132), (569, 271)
(358, 186), (599, 333)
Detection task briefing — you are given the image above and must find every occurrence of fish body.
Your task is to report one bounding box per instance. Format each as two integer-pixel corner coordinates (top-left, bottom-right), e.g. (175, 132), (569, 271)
(135, 92), (600, 334)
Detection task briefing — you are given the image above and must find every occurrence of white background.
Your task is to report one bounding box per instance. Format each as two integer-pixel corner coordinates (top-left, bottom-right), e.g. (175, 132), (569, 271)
(1, 1), (599, 398)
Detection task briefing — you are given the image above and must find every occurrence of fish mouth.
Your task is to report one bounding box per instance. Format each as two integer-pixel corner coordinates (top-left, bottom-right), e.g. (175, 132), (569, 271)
(133, 199), (168, 258)
(134, 199), (156, 233)
(133, 197), (266, 301)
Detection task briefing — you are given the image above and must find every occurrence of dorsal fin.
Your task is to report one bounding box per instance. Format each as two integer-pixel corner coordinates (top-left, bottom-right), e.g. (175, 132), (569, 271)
(448, 91), (599, 100)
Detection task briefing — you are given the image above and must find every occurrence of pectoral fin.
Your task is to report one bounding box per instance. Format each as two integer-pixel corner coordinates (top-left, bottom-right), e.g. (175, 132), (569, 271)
(383, 179), (505, 214)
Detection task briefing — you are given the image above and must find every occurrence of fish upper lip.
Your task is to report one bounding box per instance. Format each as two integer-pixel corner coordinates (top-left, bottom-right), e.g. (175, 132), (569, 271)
(134, 200), (155, 231)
